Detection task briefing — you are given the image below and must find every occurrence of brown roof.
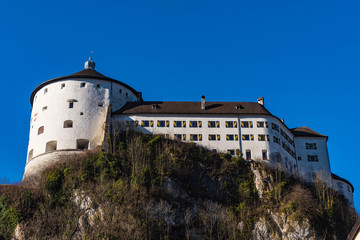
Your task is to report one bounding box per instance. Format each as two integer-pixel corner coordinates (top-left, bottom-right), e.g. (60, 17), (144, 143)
(290, 126), (328, 139)
(30, 69), (140, 105)
(113, 101), (273, 115)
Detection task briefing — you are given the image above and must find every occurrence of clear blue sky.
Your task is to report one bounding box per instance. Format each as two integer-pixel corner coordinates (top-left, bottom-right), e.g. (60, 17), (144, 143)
(1, 0), (359, 211)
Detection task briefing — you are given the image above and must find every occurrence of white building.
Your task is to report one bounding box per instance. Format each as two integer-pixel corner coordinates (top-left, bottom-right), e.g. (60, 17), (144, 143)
(23, 58), (354, 207)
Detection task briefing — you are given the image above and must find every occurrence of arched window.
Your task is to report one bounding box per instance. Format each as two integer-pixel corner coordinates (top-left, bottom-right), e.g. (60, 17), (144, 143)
(77, 139), (89, 150)
(64, 120), (73, 128)
(28, 149), (33, 161)
(38, 126), (44, 135)
(46, 141), (57, 152)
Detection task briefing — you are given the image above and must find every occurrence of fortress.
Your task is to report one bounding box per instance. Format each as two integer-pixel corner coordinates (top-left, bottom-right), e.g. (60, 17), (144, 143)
(24, 58), (354, 206)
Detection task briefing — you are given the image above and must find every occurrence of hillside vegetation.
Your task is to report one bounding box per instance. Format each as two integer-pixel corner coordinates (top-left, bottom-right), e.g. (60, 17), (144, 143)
(0, 131), (357, 239)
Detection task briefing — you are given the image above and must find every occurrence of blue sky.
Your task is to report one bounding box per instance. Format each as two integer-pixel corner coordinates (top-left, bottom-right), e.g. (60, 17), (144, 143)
(1, 0), (360, 211)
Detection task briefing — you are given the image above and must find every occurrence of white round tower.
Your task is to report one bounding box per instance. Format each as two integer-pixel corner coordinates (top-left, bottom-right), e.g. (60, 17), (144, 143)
(23, 58), (141, 182)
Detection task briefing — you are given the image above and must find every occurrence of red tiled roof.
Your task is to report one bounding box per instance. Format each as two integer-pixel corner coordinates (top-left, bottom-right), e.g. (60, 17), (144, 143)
(30, 69), (140, 105)
(113, 101), (273, 115)
(290, 126), (328, 138)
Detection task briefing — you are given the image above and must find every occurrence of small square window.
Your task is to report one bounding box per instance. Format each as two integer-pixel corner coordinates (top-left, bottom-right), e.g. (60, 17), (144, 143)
(98, 102), (103, 107)
(97, 84), (101, 88)
(246, 150), (251, 160)
(80, 112), (84, 115)
(42, 106), (47, 111)
(80, 82), (86, 88)
(69, 102), (74, 108)
(297, 156), (302, 161)
(61, 84), (65, 89)
(44, 88), (48, 94)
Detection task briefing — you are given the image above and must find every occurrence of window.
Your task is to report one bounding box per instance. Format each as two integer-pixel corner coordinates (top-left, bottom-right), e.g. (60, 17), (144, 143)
(189, 121), (198, 128)
(241, 121), (253, 128)
(38, 126), (44, 135)
(271, 123), (279, 132)
(96, 84), (101, 88)
(28, 149), (33, 161)
(190, 134), (198, 141)
(157, 120), (168, 127)
(226, 134), (235, 141)
(225, 121), (237, 128)
(80, 112), (84, 115)
(174, 134), (182, 140)
(42, 106), (47, 111)
(306, 143), (317, 150)
(307, 155), (318, 162)
(227, 149), (235, 156)
(69, 102), (74, 108)
(209, 134), (216, 141)
(63, 120), (73, 128)
(141, 120), (150, 127)
(80, 82), (86, 87)
(262, 150), (268, 160)
(312, 173), (317, 181)
(246, 150), (251, 160)
(98, 102), (103, 107)
(126, 121), (138, 127)
(46, 141), (57, 152)
(119, 89), (122, 93)
(77, 139), (89, 150)
(297, 157), (302, 161)
(173, 121), (186, 128)
(273, 136), (280, 144)
(337, 182), (343, 189)
(125, 92), (128, 97)
(190, 134), (202, 141)
(208, 121), (220, 128)
(242, 134), (254, 141)
(61, 83), (65, 89)
(44, 88), (48, 94)
(212, 149), (217, 153)
(258, 134), (266, 141)
(257, 121), (265, 128)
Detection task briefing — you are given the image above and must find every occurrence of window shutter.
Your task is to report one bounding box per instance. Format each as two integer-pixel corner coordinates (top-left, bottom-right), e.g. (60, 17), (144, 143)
(226, 135), (229, 140)
(235, 135), (238, 140)
(217, 135), (220, 141)
(183, 134), (186, 140)
(257, 122), (260, 127)
(241, 121), (244, 127)
(189, 121), (192, 127)
(199, 121), (202, 128)
(307, 155), (310, 161)
(251, 134), (254, 141)
(216, 121), (220, 128)
(267, 135), (270, 141)
(234, 121), (237, 128)
(150, 121), (154, 127)
(226, 122), (229, 127)
(141, 120), (144, 127)
(250, 121), (253, 128)
(135, 121), (138, 127)
(227, 150), (230, 154)
(199, 134), (202, 141)
(314, 143), (317, 149)
(166, 121), (169, 127)
(183, 121), (186, 127)
(173, 121), (176, 127)
(315, 155), (318, 162)
(265, 122), (268, 128)
(157, 121), (160, 127)
(208, 135), (211, 140)
(258, 135), (261, 141)
(208, 121), (211, 127)
(306, 143), (309, 149)
(190, 135), (193, 141)
(242, 135), (245, 140)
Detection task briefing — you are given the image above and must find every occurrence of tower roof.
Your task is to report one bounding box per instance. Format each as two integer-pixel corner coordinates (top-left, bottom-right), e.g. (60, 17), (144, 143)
(30, 59), (140, 105)
(290, 126), (328, 139)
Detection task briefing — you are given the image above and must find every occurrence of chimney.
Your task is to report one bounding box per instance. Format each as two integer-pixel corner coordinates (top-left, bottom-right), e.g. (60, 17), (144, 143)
(257, 97), (264, 106)
(201, 95), (206, 110)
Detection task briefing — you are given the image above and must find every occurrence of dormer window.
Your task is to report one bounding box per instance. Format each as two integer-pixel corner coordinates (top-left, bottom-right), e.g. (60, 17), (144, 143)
(152, 104), (158, 110)
(235, 104), (243, 110)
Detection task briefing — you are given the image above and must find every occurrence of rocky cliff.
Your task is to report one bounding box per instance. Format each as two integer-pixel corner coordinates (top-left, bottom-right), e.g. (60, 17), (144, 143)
(0, 132), (356, 239)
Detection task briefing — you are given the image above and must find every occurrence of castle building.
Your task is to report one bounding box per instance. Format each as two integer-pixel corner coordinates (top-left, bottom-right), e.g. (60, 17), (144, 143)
(24, 58), (354, 207)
